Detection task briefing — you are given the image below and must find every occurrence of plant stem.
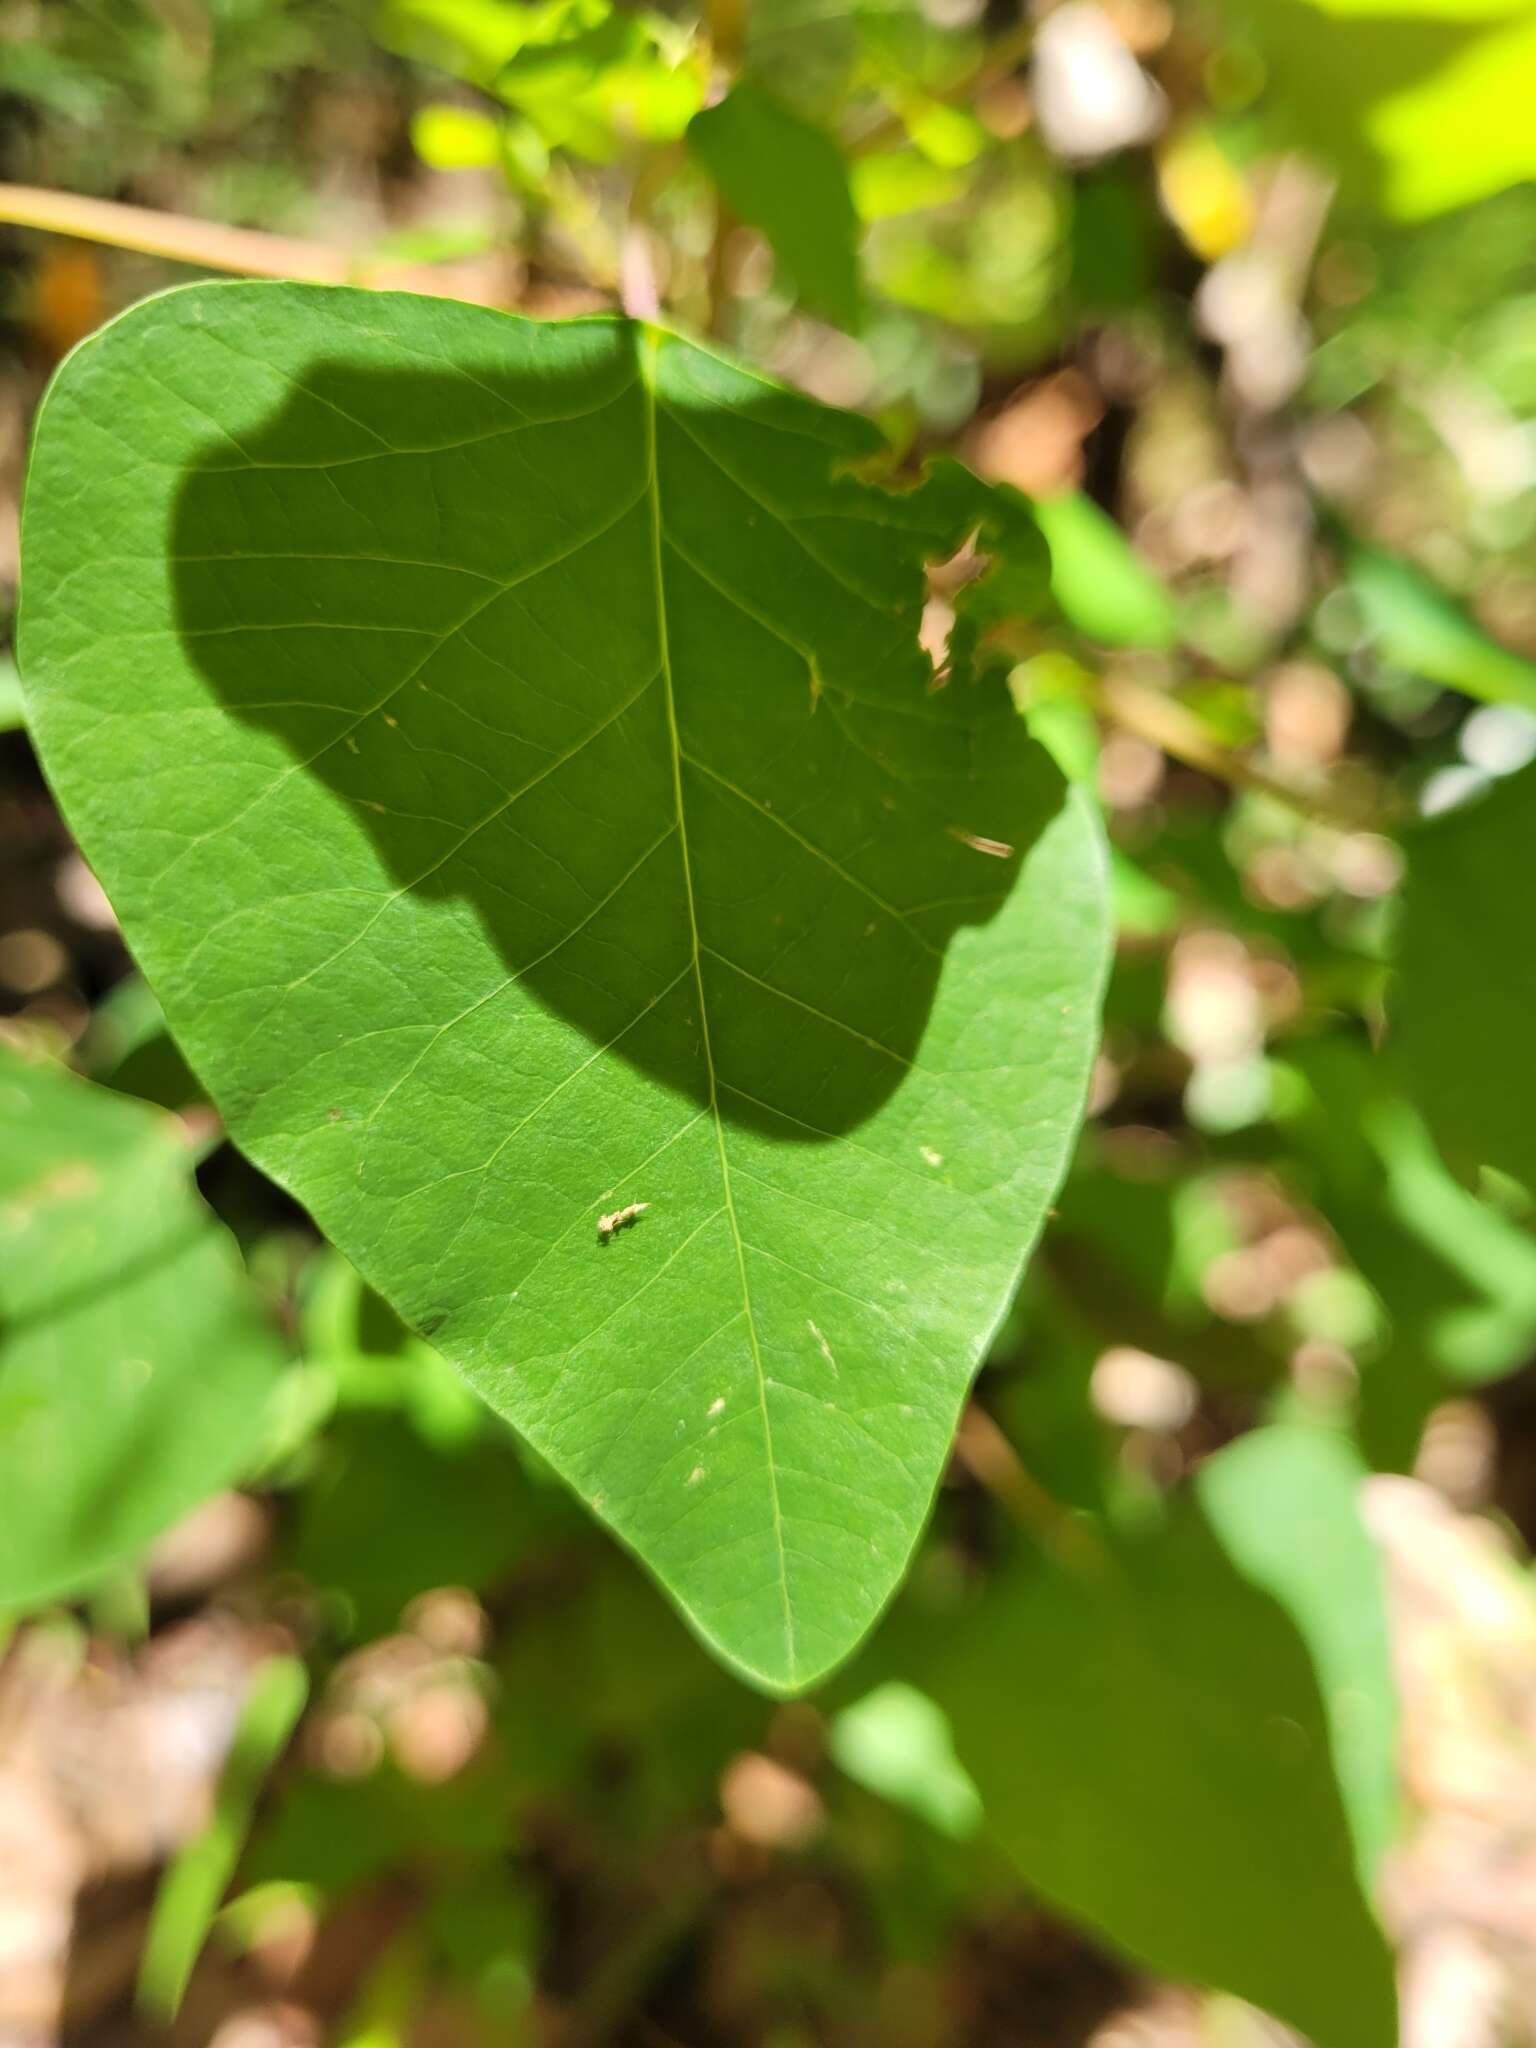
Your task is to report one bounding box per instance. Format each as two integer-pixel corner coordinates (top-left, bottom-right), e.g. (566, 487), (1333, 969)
(954, 1405), (1108, 1575)
(702, 0), (744, 335)
(0, 182), (506, 303)
(706, 0), (744, 70)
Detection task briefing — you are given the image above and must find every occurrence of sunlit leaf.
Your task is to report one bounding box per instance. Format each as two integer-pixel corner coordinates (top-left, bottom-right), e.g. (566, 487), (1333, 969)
(1237, 0), (1536, 218)
(20, 282), (1109, 1691)
(377, 0), (535, 81)
(411, 103), (505, 171)
(383, 0), (703, 158)
(0, 651), (23, 731)
(1349, 541), (1536, 709)
(1031, 490), (1179, 650)
(494, 0), (703, 155)
(851, 148), (969, 221)
(829, 1679), (981, 1837)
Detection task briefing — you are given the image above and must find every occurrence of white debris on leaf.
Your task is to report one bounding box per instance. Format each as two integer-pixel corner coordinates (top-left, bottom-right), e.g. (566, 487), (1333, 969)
(597, 1200), (649, 1242)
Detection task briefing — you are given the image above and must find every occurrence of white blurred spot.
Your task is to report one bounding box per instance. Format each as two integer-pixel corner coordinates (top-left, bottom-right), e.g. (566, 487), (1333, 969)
(1090, 1346), (1198, 1432)
(1032, 3), (1165, 161)
(1461, 703), (1536, 778)
(1421, 764), (1489, 817)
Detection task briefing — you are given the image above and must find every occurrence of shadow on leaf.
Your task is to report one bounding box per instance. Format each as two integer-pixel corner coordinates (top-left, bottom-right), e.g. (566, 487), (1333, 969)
(167, 315), (1065, 1146)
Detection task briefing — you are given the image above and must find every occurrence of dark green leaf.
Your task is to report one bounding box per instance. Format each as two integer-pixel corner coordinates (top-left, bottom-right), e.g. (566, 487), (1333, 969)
(689, 79), (864, 328)
(934, 1429), (1398, 2048)
(0, 1044), (284, 1607)
(289, 1413), (550, 1640)
(1395, 764), (1536, 1192)
(1287, 1038), (1536, 1468)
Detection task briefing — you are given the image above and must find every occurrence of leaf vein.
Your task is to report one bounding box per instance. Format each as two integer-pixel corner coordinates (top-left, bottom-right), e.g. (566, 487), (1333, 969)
(643, 333), (799, 1684)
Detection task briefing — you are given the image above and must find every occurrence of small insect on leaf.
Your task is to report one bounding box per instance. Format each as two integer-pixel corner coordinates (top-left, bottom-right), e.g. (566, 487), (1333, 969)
(597, 1201), (650, 1243)
(948, 826), (1015, 860)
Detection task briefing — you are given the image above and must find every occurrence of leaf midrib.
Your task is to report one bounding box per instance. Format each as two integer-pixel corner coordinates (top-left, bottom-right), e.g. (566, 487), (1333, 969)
(639, 329), (797, 1685)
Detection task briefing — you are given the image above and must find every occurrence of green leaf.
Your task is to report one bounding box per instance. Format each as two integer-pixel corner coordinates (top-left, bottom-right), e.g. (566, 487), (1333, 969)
(289, 1412), (550, 1640)
(1285, 1038), (1536, 1468)
(378, 0), (544, 83)
(19, 282), (1109, 1692)
(80, 974), (204, 1111)
(1233, 0), (1536, 217)
(829, 1679), (982, 1838)
(688, 79), (864, 329)
(1349, 541), (1536, 709)
(138, 1654), (309, 2019)
(383, 0), (703, 158)
(411, 104), (505, 171)
(1198, 1424), (1399, 1884)
(1030, 491), (1179, 650)
(851, 149), (969, 222)
(0, 651), (23, 732)
(247, 1761), (511, 1901)
(934, 1432), (1399, 2048)
(493, 0), (703, 155)
(1395, 765), (1536, 1194)
(0, 1044), (284, 1608)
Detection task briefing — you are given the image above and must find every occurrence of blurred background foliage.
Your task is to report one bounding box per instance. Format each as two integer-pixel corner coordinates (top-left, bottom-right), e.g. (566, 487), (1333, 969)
(4, 0), (1536, 2041)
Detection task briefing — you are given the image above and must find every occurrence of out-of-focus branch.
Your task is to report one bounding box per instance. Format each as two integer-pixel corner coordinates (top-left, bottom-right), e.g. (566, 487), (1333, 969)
(0, 182), (511, 304)
(705, 0), (745, 71)
(701, 0), (744, 334)
(954, 1405), (1109, 1574)
(1090, 670), (1378, 831)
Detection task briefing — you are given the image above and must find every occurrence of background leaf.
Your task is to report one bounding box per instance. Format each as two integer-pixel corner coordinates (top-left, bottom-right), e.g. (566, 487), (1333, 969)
(1232, 0), (1536, 218)
(688, 78), (864, 329)
(1030, 491), (1179, 651)
(1395, 764), (1536, 1194)
(19, 282), (1109, 1692)
(933, 1428), (1399, 2048)
(138, 1653), (309, 2020)
(0, 651), (23, 732)
(0, 1044), (284, 1606)
(1284, 1038), (1536, 1467)
(1348, 541), (1536, 709)
(1198, 1422), (1399, 1882)
(829, 1679), (983, 1839)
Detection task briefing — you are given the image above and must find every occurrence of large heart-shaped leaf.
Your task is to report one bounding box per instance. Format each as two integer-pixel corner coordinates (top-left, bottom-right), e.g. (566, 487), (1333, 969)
(19, 282), (1108, 1689)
